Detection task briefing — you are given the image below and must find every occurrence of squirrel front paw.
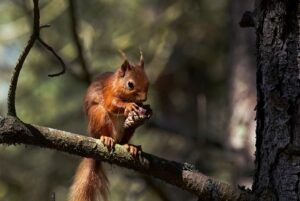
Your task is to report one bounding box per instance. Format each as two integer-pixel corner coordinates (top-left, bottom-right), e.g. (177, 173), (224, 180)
(124, 102), (140, 116)
(123, 144), (142, 157)
(100, 136), (115, 150)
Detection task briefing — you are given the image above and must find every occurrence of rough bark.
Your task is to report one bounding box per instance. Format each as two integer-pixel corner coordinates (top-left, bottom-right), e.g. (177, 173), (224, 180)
(252, 0), (300, 200)
(0, 116), (248, 201)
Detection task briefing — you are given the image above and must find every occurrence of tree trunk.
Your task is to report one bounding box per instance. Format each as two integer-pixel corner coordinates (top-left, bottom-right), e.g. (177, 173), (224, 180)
(253, 0), (300, 200)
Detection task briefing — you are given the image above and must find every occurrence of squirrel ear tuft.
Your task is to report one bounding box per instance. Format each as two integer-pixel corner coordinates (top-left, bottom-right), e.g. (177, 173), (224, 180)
(118, 60), (131, 77)
(139, 50), (144, 68)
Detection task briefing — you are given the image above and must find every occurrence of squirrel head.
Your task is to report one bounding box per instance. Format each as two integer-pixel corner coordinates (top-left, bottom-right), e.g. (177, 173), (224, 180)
(114, 54), (149, 103)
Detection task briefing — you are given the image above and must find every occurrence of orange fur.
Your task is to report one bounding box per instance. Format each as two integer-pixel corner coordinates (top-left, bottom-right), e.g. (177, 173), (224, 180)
(69, 58), (149, 201)
(69, 159), (108, 201)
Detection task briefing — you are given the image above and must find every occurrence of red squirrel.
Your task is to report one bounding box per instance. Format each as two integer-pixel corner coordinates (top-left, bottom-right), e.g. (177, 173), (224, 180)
(69, 53), (151, 201)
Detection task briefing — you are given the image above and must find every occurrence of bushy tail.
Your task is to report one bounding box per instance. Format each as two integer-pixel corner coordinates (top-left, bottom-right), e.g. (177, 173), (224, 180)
(69, 158), (109, 201)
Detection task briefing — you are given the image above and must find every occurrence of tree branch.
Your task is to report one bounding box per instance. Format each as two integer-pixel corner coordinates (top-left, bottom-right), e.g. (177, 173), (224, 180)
(7, 0), (65, 117)
(37, 37), (66, 77)
(68, 0), (92, 83)
(0, 116), (249, 201)
(7, 0), (39, 116)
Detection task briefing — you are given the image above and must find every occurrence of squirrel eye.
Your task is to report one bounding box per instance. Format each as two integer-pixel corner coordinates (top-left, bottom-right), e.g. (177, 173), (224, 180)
(127, 81), (134, 90)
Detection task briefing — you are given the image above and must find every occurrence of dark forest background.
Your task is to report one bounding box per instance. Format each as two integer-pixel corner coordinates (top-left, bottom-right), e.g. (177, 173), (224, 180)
(0, 0), (256, 200)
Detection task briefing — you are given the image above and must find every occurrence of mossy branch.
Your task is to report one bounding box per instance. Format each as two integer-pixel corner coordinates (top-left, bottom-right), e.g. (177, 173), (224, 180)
(0, 116), (249, 201)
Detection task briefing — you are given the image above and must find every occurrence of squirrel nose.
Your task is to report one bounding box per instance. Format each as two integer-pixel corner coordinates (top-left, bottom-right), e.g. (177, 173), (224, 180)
(139, 93), (147, 102)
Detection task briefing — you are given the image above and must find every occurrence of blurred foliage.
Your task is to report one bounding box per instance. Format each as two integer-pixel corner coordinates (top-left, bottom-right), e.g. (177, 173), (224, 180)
(0, 0), (254, 201)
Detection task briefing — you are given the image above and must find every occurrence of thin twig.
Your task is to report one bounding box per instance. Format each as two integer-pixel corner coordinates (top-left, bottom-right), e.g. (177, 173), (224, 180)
(68, 0), (91, 83)
(38, 37), (66, 77)
(7, 0), (66, 117)
(7, 0), (40, 117)
(40, 24), (51, 29)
